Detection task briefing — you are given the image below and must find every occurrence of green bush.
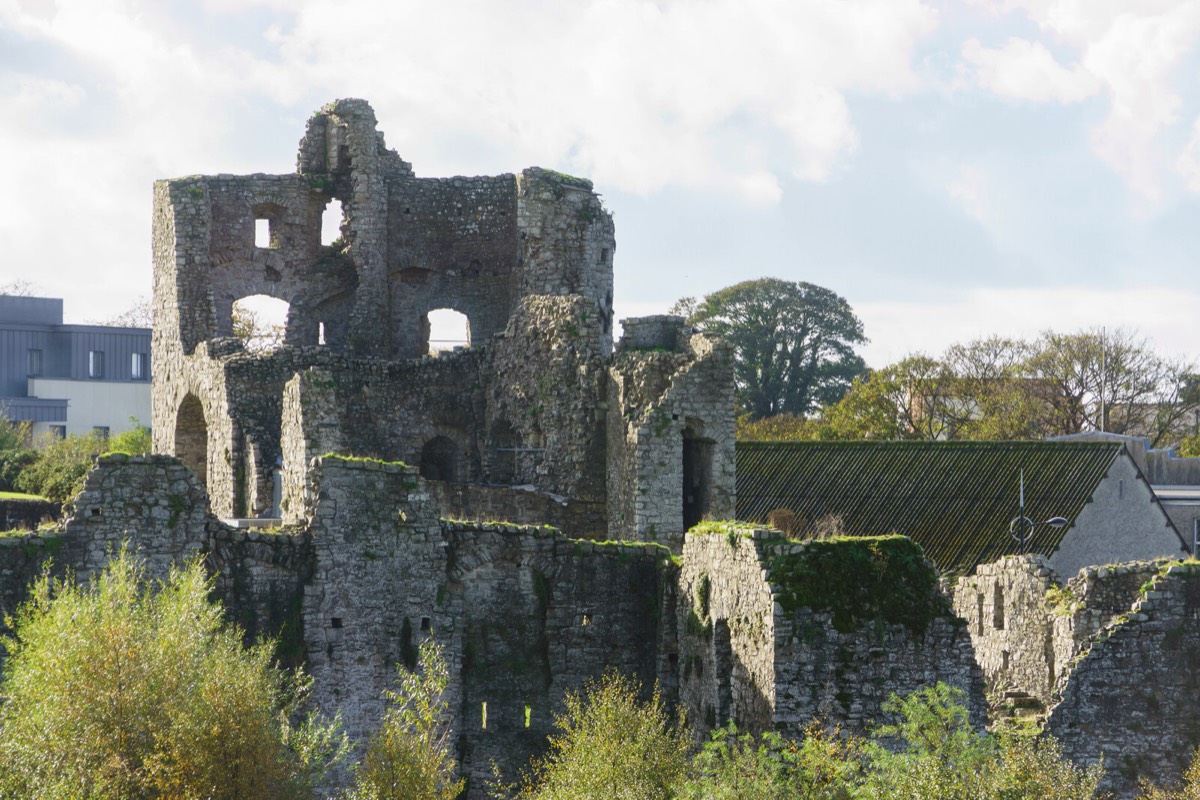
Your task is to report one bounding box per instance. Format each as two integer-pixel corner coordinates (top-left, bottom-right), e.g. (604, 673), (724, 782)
(346, 639), (464, 800)
(0, 549), (344, 799)
(14, 432), (104, 503)
(678, 724), (862, 800)
(516, 672), (690, 800)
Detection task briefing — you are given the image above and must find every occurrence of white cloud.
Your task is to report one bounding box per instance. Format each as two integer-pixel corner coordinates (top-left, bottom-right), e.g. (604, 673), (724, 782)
(959, 1), (1200, 203)
(961, 37), (1099, 103)
(252, 0), (939, 197)
(858, 285), (1200, 367)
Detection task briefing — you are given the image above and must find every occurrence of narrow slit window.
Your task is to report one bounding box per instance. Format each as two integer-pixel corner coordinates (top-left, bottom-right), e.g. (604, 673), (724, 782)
(481, 701), (488, 730)
(27, 349), (42, 377)
(318, 322), (327, 346)
(524, 705), (531, 728)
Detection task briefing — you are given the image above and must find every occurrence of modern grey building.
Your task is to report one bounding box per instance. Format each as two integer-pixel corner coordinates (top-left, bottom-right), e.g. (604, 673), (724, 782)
(0, 295), (151, 440)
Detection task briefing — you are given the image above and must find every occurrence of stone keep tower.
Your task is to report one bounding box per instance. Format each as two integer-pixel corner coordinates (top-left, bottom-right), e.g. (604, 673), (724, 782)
(151, 99), (734, 545)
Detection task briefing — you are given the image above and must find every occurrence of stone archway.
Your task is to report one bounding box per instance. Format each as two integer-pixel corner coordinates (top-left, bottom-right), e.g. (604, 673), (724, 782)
(175, 393), (208, 487)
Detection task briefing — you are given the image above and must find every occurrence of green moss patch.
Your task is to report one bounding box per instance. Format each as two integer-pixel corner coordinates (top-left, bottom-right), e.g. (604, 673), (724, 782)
(768, 535), (949, 635)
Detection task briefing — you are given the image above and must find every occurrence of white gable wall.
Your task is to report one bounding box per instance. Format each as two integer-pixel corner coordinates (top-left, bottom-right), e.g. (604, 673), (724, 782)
(1050, 452), (1188, 578)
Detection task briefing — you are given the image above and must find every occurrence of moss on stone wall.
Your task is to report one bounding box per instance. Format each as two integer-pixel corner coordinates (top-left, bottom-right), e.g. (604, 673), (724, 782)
(768, 535), (951, 635)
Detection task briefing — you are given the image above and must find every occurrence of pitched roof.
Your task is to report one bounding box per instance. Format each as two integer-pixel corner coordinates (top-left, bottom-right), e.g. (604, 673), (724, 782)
(736, 440), (1126, 574)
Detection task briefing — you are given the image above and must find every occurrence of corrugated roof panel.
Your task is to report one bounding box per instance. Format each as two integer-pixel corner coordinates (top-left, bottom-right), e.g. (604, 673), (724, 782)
(736, 440), (1122, 574)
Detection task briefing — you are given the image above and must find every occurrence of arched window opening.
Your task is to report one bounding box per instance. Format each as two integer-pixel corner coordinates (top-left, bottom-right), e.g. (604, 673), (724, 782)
(682, 420), (714, 531)
(420, 436), (458, 483)
(425, 308), (470, 355)
(321, 199), (344, 246)
(231, 295), (288, 352)
(175, 394), (208, 488)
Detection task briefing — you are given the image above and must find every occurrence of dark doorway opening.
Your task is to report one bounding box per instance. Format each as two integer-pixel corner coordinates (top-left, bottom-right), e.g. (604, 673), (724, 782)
(682, 422), (714, 531)
(420, 436), (458, 482)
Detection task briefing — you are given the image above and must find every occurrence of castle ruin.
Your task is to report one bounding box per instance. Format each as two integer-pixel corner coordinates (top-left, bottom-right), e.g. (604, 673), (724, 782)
(0, 99), (1196, 797)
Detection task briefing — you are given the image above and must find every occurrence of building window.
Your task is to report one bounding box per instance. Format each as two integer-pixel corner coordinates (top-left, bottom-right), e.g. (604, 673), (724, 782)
(27, 349), (42, 377)
(131, 352), (147, 380)
(92, 426), (109, 440)
(49, 425), (65, 440)
(88, 350), (104, 378)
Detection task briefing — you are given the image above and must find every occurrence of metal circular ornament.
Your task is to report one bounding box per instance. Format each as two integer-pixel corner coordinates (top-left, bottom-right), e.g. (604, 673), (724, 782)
(1009, 516), (1035, 547)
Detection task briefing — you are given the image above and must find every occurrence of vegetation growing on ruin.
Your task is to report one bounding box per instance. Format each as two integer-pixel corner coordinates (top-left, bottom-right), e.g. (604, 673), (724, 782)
(319, 453), (410, 468)
(768, 535), (949, 634)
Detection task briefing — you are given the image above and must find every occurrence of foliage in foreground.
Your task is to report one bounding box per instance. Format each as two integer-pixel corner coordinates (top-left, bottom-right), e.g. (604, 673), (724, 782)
(516, 671), (690, 800)
(517, 677), (1105, 800)
(347, 639), (464, 800)
(0, 549), (343, 799)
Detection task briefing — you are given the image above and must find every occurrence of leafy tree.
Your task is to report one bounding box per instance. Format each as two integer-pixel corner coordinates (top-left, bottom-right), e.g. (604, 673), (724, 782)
(1028, 328), (1195, 446)
(14, 431), (105, 503)
(675, 278), (867, 419)
(347, 639), (464, 800)
(0, 549), (343, 799)
(861, 683), (1101, 800)
(0, 418), (34, 493)
(677, 724), (862, 800)
(516, 671), (690, 800)
(14, 420), (152, 503)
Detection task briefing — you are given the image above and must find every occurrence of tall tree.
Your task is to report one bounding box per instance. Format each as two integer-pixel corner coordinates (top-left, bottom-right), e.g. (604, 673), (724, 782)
(675, 278), (866, 419)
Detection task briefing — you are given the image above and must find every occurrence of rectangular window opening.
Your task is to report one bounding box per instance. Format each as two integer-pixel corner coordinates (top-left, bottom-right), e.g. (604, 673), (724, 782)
(318, 321), (327, 346)
(481, 701), (488, 730)
(49, 425), (65, 440)
(88, 350), (104, 379)
(27, 349), (42, 377)
(420, 617), (431, 632)
(330, 617), (343, 629)
(131, 352), (147, 380)
(524, 705), (531, 728)
(255, 218), (272, 248)
(92, 426), (109, 441)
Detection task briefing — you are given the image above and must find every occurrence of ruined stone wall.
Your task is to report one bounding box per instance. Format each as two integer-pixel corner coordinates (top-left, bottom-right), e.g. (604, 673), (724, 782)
(300, 456), (451, 744)
(678, 529), (777, 737)
(1048, 563), (1200, 798)
(607, 328), (737, 546)
(0, 498), (59, 531)
(953, 555), (1061, 702)
(516, 169), (615, 356)
(681, 527), (985, 741)
(428, 482), (607, 538)
(387, 175), (520, 358)
(488, 296), (610, 501)
(445, 521), (676, 796)
(954, 555), (1165, 706)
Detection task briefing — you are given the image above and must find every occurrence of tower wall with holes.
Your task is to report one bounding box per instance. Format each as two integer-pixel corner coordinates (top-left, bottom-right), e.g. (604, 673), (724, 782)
(151, 100), (632, 521)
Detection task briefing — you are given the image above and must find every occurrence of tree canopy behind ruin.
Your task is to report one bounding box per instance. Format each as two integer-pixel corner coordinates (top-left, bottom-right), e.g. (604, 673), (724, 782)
(673, 278), (867, 420)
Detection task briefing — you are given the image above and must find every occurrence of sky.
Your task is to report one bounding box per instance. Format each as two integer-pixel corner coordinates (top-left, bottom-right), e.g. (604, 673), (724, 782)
(4, 0), (1200, 368)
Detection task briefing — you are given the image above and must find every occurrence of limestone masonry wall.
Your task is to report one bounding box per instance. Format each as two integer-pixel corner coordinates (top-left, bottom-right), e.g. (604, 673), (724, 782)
(681, 528), (986, 741)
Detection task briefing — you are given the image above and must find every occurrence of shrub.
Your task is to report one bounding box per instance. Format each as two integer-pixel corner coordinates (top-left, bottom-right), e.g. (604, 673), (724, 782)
(0, 549), (342, 799)
(516, 672), (690, 800)
(347, 639), (464, 800)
